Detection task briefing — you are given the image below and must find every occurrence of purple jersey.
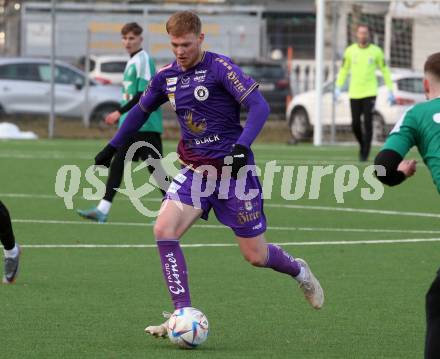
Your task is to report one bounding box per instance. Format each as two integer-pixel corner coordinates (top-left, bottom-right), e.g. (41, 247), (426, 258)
(138, 51), (259, 169)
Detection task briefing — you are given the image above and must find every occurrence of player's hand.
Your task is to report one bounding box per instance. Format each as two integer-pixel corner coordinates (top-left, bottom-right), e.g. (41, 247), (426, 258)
(397, 159), (417, 178)
(94, 144), (117, 168)
(105, 111), (121, 125)
(225, 144), (249, 179)
(388, 91), (396, 105)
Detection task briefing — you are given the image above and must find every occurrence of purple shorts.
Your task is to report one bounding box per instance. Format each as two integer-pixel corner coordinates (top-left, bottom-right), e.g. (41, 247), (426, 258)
(165, 166), (267, 238)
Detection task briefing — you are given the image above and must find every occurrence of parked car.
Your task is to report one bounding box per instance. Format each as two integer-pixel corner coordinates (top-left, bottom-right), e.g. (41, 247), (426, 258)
(286, 70), (425, 142)
(235, 59), (291, 117)
(78, 54), (128, 85)
(0, 58), (121, 122)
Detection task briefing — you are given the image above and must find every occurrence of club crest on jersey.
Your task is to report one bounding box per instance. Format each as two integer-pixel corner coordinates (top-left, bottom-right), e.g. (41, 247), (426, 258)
(194, 86), (209, 101)
(245, 200), (253, 211)
(168, 93), (176, 111)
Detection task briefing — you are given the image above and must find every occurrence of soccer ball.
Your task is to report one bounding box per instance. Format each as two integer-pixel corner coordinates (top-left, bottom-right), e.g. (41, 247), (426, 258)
(167, 307), (209, 349)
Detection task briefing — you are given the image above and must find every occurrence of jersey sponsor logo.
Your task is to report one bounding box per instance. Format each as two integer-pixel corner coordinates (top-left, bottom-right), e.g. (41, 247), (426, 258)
(227, 71), (246, 93)
(215, 57), (233, 71)
(180, 75), (191, 88)
(184, 110), (207, 134)
(166, 77), (178, 86)
(194, 85), (209, 101)
(433, 113), (440, 124)
(166, 86), (176, 92)
(237, 210), (261, 225)
(194, 134), (220, 145)
(193, 75), (206, 83)
(164, 252), (186, 295)
(195, 69), (207, 75)
(168, 93), (176, 111)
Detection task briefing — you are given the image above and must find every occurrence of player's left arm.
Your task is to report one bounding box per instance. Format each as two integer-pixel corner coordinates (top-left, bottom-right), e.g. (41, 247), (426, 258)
(374, 109), (418, 186)
(214, 58), (270, 178)
(214, 57), (270, 148)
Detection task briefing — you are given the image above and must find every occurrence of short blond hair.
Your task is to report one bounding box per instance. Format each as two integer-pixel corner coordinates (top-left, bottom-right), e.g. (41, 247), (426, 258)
(166, 11), (201, 36)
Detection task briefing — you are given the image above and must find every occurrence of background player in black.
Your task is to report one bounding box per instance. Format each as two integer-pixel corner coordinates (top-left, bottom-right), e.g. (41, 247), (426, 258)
(0, 201), (20, 284)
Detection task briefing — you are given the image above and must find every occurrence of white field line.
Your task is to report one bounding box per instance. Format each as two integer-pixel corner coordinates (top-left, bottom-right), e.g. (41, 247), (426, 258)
(0, 193), (162, 202)
(20, 237), (440, 248)
(0, 151), (399, 164)
(11, 218), (440, 235)
(264, 203), (440, 219)
(3, 192), (439, 219)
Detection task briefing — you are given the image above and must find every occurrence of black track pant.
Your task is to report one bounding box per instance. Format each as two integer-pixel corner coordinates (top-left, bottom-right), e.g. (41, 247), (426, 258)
(426, 270), (440, 359)
(350, 96), (376, 159)
(104, 131), (167, 202)
(0, 201), (15, 250)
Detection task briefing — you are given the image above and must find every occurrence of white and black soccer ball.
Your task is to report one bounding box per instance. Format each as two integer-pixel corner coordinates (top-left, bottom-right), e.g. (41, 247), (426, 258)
(167, 307), (209, 349)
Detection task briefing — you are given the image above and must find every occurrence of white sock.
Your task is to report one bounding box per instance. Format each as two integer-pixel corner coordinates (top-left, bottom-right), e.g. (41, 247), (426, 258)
(4, 244), (19, 258)
(97, 200), (112, 215)
(294, 266), (306, 283)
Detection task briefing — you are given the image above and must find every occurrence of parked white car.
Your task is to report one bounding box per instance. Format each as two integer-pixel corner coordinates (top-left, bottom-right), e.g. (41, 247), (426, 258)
(79, 55), (128, 85)
(0, 58), (121, 121)
(286, 70), (425, 142)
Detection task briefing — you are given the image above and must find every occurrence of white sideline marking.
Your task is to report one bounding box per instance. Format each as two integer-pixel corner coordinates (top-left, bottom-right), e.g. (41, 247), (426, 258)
(264, 203), (440, 219)
(11, 218), (440, 235)
(20, 238), (440, 248)
(2, 192), (439, 219)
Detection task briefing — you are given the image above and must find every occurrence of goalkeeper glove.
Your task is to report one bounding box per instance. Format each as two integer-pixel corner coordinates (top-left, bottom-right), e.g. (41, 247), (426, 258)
(388, 91), (396, 105)
(94, 143), (117, 168)
(225, 144), (249, 179)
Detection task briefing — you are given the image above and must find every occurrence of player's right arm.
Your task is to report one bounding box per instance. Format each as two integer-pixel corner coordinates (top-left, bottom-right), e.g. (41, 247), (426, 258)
(335, 46), (351, 90)
(94, 73), (168, 167)
(374, 108), (418, 186)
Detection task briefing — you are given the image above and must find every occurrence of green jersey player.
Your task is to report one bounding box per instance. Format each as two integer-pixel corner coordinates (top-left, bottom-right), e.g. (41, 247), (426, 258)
(78, 22), (168, 223)
(374, 52), (440, 359)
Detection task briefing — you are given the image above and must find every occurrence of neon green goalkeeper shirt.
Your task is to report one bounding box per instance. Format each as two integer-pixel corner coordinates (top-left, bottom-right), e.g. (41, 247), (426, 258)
(119, 50), (163, 133)
(336, 43), (393, 99)
(382, 97), (440, 193)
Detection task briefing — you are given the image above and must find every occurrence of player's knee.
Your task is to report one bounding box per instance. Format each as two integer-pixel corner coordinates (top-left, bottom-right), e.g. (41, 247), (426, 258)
(242, 251), (266, 267)
(153, 222), (179, 239)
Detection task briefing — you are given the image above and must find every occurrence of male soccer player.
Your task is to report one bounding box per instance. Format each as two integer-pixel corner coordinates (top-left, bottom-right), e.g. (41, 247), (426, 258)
(374, 52), (440, 359)
(335, 24), (394, 161)
(94, 11), (324, 336)
(78, 22), (168, 223)
(1, 201), (21, 284)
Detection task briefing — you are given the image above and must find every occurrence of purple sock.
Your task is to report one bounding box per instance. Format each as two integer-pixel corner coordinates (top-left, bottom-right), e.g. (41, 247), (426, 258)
(264, 244), (301, 277)
(156, 239), (191, 309)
